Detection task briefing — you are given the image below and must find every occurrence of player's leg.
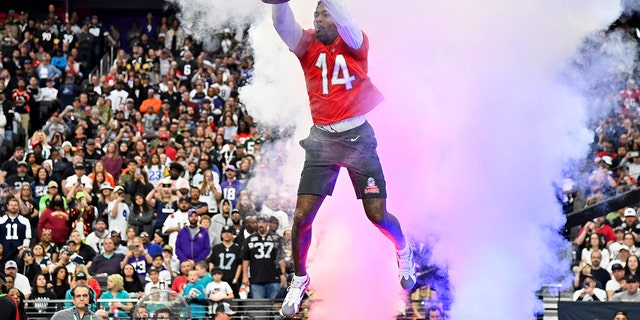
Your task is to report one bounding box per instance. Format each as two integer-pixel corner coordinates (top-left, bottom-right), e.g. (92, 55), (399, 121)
(280, 194), (324, 318)
(291, 194), (325, 276)
(362, 198), (406, 250)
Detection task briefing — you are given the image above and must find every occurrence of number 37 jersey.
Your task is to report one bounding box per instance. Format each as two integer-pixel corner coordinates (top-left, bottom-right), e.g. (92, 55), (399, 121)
(241, 232), (285, 284)
(294, 29), (384, 125)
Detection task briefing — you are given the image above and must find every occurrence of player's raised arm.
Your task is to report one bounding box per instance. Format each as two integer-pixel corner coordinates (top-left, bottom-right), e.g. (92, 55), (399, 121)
(321, 0), (363, 49)
(272, 3), (303, 51)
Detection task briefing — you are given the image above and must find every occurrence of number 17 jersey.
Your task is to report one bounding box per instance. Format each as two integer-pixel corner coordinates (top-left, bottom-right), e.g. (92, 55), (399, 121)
(294, 29), (384, 125)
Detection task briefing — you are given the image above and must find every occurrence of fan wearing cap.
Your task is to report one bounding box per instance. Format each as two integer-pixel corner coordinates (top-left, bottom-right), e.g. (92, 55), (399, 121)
(175, 209), (210, 263)
(206, 266), (234, 304)
(220, 165), (245, 207)
(214, 302), (237, 320)
(64, 162), (93, 196)
(573, 273), (607, 301)
(5, 260), (32, 297)
(610, 274), (640, 301)
(162, 195), (192, 252)
(619, 207), (640, 241)
(207, 225), (242, 293)
(107, 185), (130, 235)
(6, 160), (34, 190)
(151, 130), (178, 161)
(140, 87), (162, 113)
(68, 191), (97, 238)
(606, 263), (627, 299)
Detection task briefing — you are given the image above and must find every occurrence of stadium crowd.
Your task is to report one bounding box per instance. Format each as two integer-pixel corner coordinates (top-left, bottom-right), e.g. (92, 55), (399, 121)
(567, 19), (640, 306)
(0, 4), (314, 319)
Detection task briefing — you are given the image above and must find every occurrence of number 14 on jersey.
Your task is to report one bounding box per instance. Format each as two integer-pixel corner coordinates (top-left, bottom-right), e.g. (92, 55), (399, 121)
(315, 53), (355, 95)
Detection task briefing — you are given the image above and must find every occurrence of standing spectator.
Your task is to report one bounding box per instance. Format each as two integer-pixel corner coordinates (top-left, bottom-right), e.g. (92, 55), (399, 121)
(147, 182), (178, 232)
(120, 237), (152, 279)
(211, 199), (233, 247)
(181, 269), (207, 319)
(85, 217), (109, 254)
(107, 185), (129, 234)
(129, 193), (154, 235)
(241, 216), (286, 299)
(162, 195), (191, 251)
(0, 198), (31, 258)
(64, 162), (93, 197)
(171, 259), (193, 294)
(175, 210), (210, 263)
(208, 225), (242, 296)
(87, 16), (104, 69)
(38, 194), (70, 247)
(220, 165), (244, 207)
(259, 193), (289, 236)
(36, 53), (62, 85)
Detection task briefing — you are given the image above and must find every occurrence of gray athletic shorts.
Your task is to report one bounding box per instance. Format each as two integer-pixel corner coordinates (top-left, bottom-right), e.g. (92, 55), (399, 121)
(297, 121), (387, 199)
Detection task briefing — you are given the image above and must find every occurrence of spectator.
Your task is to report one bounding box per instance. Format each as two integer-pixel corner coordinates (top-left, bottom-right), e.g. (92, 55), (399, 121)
(16, 247), (41, 281)
(50, 265), (70, 299)
(129, 193), (154, 235)
(260, 193), (289, 236)
(581, 233), (610, 267)
(211, 199), (233, 247)
(36, 53), (62, 84)
(220, 165), (244, 207)
(85, 217), (109, 254)
(101, 274), (134, 318)
(32, 243), (52, 275)
(241, 216), (286, 299)
(573, 273), (607, 301)
(38, 193), (70, 247)
(7, 287), (28, 320)
(88, 237), (124, 276)
(121, 236), (152, 278)
(171, 259), (193, 294)
(123, 263), (145, 296)
(73, 264), (102, 299)
(30, 273), (57, 313)
(214, 302), (236, 320)
(0, 197), (31, 258)
(590, 251), (611, 290)
(610, 274), (640, 302)
(107, 185), (129, 233)
(64, 272), (98, 311)
(181, 269), (207, 318)
(162, 195), (191, 251)
(175, 210), (210, 263)
(50, 282), (108, 320)
(147, 182), (178, 232)
(69, 192), (97, 239)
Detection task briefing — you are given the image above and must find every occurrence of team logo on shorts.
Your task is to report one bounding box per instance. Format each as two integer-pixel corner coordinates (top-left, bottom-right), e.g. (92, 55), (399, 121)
(364, 177), (380, 194)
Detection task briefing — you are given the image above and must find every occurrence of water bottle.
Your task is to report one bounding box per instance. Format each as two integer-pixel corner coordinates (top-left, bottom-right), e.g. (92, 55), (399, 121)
(112, 303), (119, 319)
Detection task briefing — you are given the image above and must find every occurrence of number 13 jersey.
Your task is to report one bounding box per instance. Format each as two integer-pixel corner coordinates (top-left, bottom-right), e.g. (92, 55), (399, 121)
(294, 29), (384, 125)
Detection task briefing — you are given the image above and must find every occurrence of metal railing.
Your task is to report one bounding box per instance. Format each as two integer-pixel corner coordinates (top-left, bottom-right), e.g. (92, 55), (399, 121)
(89, 46), (116, 81)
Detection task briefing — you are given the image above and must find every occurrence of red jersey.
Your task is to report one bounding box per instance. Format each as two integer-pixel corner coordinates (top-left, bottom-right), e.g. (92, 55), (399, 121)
(294, 29), (383, 125)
